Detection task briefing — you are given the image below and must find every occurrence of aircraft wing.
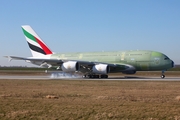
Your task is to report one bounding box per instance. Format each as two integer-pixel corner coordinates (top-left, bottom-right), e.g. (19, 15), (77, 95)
(5, 56), (114, 66)
(5, 56), (63, 67)
(5, 56), (134, 73)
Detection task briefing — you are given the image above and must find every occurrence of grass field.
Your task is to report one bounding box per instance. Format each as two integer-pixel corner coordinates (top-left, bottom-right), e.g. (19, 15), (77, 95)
(0, 79), (180, 120)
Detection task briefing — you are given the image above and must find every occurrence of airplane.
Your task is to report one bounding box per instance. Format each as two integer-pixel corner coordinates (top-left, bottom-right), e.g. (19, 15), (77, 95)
(5, 25), (174, 79)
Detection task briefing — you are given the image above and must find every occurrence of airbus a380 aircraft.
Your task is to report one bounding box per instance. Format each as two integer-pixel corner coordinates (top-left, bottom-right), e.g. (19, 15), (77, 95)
(6, 25), (174, 78)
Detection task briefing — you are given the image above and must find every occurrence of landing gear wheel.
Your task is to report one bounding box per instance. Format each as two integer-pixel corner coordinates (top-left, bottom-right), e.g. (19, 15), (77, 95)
(161, 70), (166, 79)
(82, 74), (107, 79)
(161, 75), (165, 79)
(100, 75), (108, 78)
(82, 75), (86, 78)
(82, 74), (99, 79)
(94, 75), (99, 78)
(88, 75), (92, 78)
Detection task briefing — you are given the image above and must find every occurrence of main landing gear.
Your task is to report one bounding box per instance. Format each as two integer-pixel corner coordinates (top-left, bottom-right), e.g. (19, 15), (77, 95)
(161, 70), (165, 79)
(83, 74), (108, 79)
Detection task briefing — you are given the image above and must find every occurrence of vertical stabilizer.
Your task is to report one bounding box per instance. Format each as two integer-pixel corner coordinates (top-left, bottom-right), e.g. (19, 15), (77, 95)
(21, 25), (53, 57)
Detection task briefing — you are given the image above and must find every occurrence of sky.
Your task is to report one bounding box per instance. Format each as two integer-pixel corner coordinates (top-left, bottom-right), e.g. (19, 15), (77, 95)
(0, 0), (180, 66)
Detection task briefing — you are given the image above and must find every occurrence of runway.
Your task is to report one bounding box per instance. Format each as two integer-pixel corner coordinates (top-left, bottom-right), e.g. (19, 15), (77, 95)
(0, 75), (180, 81)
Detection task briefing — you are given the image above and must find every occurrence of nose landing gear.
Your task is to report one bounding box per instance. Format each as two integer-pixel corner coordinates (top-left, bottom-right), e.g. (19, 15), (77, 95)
(161, 70), (165, 79)
(161, 74), (165, 79)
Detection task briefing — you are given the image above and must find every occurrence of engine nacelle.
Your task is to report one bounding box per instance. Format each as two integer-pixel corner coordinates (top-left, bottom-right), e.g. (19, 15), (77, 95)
(122, 64), (136, 74)
(92, 64), (110, 74)
(61, 61), (79, 72)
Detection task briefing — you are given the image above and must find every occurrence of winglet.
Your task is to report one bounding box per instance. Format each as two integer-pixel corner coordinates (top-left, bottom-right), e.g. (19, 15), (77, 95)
(4, 56), (12, 62)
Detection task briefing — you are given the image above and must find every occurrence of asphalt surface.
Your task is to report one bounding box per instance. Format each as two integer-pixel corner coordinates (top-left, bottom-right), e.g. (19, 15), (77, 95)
(0, 75), (180, 81)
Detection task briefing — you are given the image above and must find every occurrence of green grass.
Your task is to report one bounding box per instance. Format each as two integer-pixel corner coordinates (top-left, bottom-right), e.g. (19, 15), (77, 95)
(0, 80), (180, 119)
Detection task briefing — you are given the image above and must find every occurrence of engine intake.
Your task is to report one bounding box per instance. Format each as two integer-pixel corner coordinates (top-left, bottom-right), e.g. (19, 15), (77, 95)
(92, 64), (110, 74)
(61, 61), (79, 72)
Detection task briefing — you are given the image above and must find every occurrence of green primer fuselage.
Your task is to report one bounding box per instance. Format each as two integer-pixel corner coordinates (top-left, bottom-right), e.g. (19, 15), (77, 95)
(51, 50), (173, 72)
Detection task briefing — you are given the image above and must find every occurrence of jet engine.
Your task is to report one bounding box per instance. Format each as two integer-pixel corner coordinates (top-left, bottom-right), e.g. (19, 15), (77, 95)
(92, 64), (110, 74)
(61, 61), (79, 72)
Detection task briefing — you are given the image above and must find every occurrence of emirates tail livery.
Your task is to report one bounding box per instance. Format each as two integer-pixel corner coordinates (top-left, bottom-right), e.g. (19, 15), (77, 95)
(5, 25), (174, 78)
(22, 25), (53, 57)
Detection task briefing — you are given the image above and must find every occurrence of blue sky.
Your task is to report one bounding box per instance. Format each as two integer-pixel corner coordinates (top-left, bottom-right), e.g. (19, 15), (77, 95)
(0, 0), (180, 66)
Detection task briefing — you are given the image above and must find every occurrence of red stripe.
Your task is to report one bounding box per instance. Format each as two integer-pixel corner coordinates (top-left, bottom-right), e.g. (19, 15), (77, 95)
(34, 37), (52, 55)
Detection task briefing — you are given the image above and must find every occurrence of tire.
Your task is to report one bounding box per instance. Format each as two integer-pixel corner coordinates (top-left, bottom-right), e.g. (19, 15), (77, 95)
(161, 75), (165, 79)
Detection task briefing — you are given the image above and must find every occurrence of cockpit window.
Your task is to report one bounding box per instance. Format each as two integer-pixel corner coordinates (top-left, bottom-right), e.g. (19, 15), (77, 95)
(164, 57), (169, 60)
